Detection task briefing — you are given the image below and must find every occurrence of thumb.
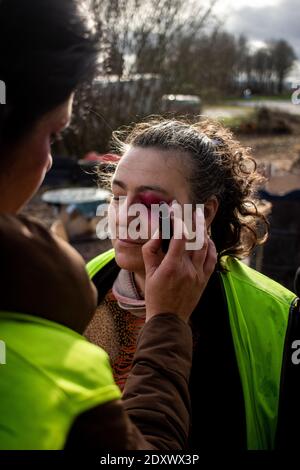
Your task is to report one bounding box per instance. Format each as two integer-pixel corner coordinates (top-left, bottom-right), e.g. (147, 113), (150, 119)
(142, 229), (164, 274)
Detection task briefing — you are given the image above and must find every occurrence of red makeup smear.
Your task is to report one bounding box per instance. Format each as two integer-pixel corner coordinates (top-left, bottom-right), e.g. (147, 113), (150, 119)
(138, 192), (171, 207)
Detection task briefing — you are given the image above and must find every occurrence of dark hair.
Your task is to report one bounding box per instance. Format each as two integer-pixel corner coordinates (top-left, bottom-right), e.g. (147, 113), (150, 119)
(110, 117), (269, 261)
(0, 0), (99, 150)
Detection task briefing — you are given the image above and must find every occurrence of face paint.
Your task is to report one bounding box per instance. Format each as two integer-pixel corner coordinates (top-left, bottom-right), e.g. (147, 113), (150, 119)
(137, 192), (171, 208)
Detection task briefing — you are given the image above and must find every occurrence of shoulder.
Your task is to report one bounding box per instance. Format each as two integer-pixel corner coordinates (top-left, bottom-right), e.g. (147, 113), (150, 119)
(0, 213), (82, 267)
(1, 312), (121, 410)
(221, 256), (296, 308)
(86, 248), (116, 278)
(0, 214), (96, 329)
(87, 249), (120, 304)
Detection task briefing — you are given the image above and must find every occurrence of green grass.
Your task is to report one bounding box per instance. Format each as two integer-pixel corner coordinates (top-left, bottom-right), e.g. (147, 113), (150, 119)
(217, 110), (256, 129)
(242, 95), (291, 102)
(216, 94), (291, 104)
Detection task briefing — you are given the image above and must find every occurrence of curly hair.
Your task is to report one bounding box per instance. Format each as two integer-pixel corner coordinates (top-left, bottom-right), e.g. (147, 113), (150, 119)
(106, 116), (269, 262)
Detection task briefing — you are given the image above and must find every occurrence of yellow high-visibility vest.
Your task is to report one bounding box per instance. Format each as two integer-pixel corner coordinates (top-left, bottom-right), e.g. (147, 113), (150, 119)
(0, 311), (121, 450)
(87, 249), (297, 449)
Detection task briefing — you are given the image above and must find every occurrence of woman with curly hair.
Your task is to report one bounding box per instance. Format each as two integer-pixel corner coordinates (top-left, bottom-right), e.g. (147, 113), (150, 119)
(85, 117), (299, 450)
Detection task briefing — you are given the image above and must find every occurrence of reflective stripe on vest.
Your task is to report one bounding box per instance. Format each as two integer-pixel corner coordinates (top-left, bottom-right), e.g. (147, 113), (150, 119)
(87, 250), (296, 449)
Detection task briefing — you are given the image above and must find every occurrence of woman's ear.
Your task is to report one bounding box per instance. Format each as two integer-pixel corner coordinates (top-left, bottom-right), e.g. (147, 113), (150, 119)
(204, 196), (219, 230)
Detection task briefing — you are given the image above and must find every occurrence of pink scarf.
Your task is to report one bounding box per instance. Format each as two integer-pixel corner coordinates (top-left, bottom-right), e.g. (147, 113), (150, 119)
(112, 269), (146, 318)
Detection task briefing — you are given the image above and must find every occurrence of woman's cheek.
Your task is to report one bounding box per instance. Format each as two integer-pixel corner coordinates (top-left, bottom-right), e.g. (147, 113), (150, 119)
(108, 202), (117, 240)
(149, 209), (160, 238)
(139, 210), (152, 240)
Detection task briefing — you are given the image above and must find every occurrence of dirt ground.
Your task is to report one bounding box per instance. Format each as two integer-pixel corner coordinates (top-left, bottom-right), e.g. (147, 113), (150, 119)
(21, 189), (111, 262)
(239, 134), (300, 172)
(240, 134), (300, 194)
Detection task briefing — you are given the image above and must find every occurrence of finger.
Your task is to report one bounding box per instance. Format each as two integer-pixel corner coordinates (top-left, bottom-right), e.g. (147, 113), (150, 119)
(142, 228), (164, 273)
(203, 239), (218, 277)
(190, 220), (209, 272)
(165, 214), (187, 261)
(185, 206), (205, 251)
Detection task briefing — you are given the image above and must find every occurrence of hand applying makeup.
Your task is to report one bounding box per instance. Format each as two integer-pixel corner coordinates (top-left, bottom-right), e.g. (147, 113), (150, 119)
(142, 203), (217, 323)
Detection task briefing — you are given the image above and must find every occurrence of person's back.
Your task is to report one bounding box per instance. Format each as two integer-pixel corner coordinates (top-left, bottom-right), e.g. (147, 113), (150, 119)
(0, 311), (121, 449)
(0, 214), (120, 449)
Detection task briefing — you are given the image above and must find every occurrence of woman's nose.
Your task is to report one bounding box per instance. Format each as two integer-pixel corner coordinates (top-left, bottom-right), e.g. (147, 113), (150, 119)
(116, 197), (151, 234)
(117, 196), (131, 225)
(113, 196), (137, 228)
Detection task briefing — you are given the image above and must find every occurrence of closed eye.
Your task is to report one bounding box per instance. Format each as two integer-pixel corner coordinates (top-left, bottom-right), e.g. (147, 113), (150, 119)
(111, 194), (126, 203)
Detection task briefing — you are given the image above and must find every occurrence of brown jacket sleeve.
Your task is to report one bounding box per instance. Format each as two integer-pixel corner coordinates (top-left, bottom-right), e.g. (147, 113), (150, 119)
(122, 314), (193, 450)
(0, 214), (97, 333)
(65, 314), (193, 450)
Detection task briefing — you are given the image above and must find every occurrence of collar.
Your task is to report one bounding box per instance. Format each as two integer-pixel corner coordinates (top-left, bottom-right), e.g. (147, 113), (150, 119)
(112, 269), (146, 318)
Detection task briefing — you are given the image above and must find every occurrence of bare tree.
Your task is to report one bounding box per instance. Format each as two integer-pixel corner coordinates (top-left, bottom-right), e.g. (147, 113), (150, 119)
(238, 39), (296, 95)
(53, 0), (219, 157)
(269, 39), (296, 94)
(52, 1), (298, 160)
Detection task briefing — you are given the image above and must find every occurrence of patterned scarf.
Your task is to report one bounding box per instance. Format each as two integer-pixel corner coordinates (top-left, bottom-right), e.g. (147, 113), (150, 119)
(84, 269), (146, 390)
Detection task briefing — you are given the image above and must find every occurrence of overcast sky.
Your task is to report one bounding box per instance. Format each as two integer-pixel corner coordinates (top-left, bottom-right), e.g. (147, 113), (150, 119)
(213, 0), (299, 59)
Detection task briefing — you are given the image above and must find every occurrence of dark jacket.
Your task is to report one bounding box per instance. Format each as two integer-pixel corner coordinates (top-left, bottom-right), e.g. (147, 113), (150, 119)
(89, 255), (300, 450)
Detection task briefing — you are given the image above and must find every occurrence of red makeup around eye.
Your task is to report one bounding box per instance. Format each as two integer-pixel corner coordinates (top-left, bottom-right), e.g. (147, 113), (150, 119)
(137, 192), (171, 207)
